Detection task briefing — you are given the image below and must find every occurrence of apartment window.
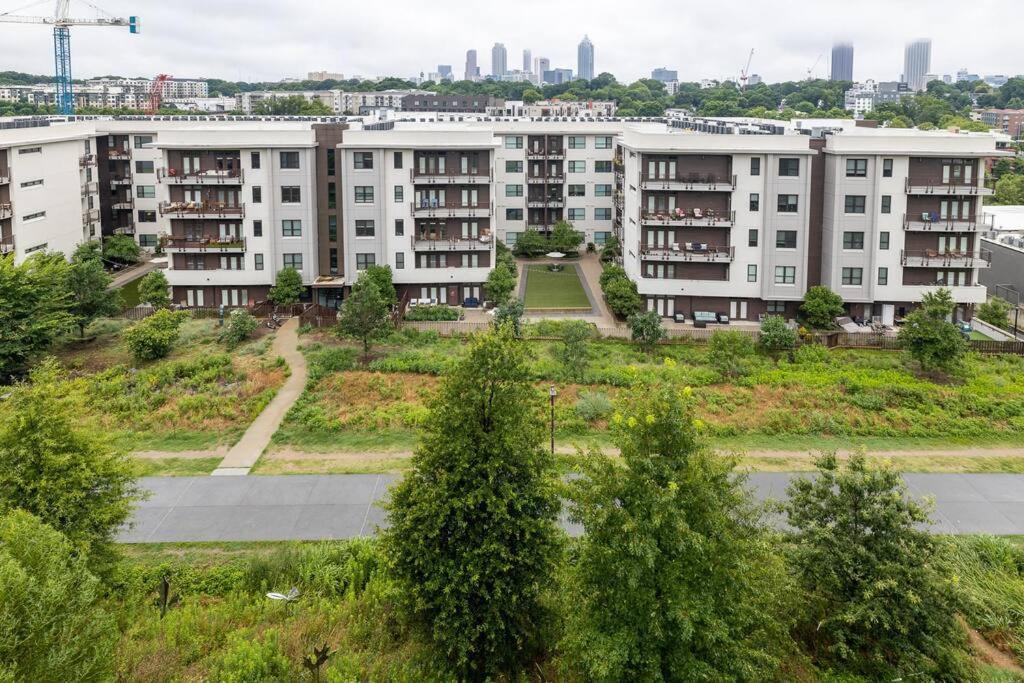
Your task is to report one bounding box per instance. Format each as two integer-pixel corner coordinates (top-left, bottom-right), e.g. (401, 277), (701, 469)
(878, 267), (889, 286)
(133, 135), (153, 148)
(595, 136), (613, 149)
(252, 186), (262, 203)
(750, 193), (760, 211)
(594, 161), (612, 172)
(568, 136), (586, 149)
(354, 152), (373, 169)
(842, 231), (865, 250)
(776, 230), (797, 249)
(595, 184), (612, 197)
(395, 252), (405, 270)
(18, 146), (41, 154)
(354, 186), (373, 203)
(395, 219), (404, 236)
(355, 220), (375, 237)
(778, 158), (800, 176)
(329, 248), (338, 274)
(505, 232), (521, 245)
(136, 185), (155, 199)
(254, 253), (264, 270)
(595, 208), (612, 220)
(881, 195), (892, 214)
(505, 160), (523, 173)
(135, 160), (154, 174)
(138, 234), (157, 247)
(506, 184), (523, 197)
(748, 229), (758, 247)
(750, 157), (761, 176)
(22, 210), (45, 221)
(568, 184), (586, 197)
(844, 195), (866, 214)
(392, 151), (403, 169)
(137, 210), (156, 223)
(846, 158), (868, 177)
(327, 182), (337, 209)
(356, 253), (375, 270)
(882, 158), (893, 177)
(253, 220), (263, 237)
(879, 231), (890, 250)
(280, 151), (300, 169)
(250, 152), (261, 169)
(767, 301), (786, 314)
(281, 186), (301, 203)
(20, 179), (43, 188)
(506, 208), (523, 220)
(594, 231), (611, 245)
(328, 216), (337, 242)
(774, 266), (796, 284)
(568, 208), (585, 221)
(841, 267), (863, 286)
(394, 185), (403, 203)
(283, 253), (303, 270)
(568, 160), (585, 173)
(326, 149), (336, 176)
(282, 220), (302, 237)
(504, 135), (523, 149)
(777, 194), (799, 212)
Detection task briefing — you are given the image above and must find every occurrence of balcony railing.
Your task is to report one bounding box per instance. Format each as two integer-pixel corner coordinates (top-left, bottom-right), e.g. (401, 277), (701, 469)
(410, 168), (490, 184)
(0, 236), (13, 254)
(905, 178), (994, 196)
(900, 248), (992, 268)
(161, 236), (247, 252)
(527, 199), (564, 208)
(82, 208), (100, 224)
(527, 148), (564, 159)
(640, 244), (735, 263)
(903, 212), (985, 232)
(113, 224), (135, 235)
(527, 174), (565, 184)
(157, 168), (245, 184)
(159, 201), (246, 218)
(81, 181), (98, 196)
(413, 235), (493, 251)
(111, 199), (134, 211)
(107, 148), (131, 160)
(110, 174), (133, 187)
(79, 154), (96, 167)
(410, 200), (491, 217)
(527, 224), (555, 232)
(0, 168), (9, 184)
(0, 203), (12, 220)
(641, 209), (735, 227)
(641, 174), (737, 192)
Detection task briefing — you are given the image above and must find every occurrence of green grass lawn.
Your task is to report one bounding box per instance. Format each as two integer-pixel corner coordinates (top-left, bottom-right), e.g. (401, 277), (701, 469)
(116, 276), (142, 308)
(523, 264), (591, 310)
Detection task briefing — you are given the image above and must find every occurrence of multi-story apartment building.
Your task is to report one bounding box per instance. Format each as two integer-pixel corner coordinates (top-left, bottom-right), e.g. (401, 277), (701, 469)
(977, 109), (1024, 139)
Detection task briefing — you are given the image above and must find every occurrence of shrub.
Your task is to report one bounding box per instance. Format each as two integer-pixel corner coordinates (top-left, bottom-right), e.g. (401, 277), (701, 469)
(102, 234), (140, 264)
(759, 315), (798, 353)
(792, 343), (832, 366)
(707, 330), (755, 378)
(558, 319), (592, 381)
(628, 310), (664, 351)
(209, 629), (291, 682)
(404, 305), (460, 322)
(484, 260), (517, 304)
(575, 390), (613, 421)
(494, 299), (524, 337)
(603, 276), (642, 318)
(800, 286), (844, 329)
(976, 296), (1013, 330)
(598, 264), (628, 289)
(268, 267), (303, 306)
(122, 309), (188, 361)
(137, 270), (171, 309)
(512, 228), (548, 257)
(220, 309), (258, 348)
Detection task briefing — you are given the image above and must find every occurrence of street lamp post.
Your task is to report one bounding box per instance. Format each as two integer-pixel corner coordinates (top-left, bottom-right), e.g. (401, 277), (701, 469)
(549, 386), (557, 455)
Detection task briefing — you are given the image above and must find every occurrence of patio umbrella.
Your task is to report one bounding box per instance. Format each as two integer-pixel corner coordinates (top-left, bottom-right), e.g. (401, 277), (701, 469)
(545, 252), (565, 258)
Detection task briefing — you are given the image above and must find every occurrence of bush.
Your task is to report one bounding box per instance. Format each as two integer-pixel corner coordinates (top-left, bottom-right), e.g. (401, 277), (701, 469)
(268, 267), (303, 306)
(628, 310), (664, 351)
(792, 343), (832, 365)
(759, 315), (798, 352)
(708, 330), (756, 378)
(137, 270), (170, 309)
(977, 296), (1013, 330)
(602, 276), (642, 318)
(122, 309), (188, 361)
(404, 305), (460, 322)
(800, 286), (844, 329)
(575, 390), (613, 421)
(598, 264), (628, 289)
(209, 629), (291, 682)
(103, 234), (140, 264)
(220, 309), (258, 348)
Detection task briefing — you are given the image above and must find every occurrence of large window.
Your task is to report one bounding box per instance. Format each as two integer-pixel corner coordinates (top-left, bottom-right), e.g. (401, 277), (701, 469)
(395, 219), (404, 236)
(594, 160), (612, 172)
(748, 229), (758, 247)
(777, 194), (799, 212)
(354, 152), (373, 169)
(504, 136), (523, 149)
(844, 195), (866, 214)
(136, 185), (155, 199)
(568, 160), (586, 173)
(135, 160), (154, 174)
(841, 267), (863, 286)
(506, 160), (523, 173)
(568, 184), (586, 197)
(393, 151), (403, 169)
(281, 186), (301, 203)
(568, 208), (585, 221)
(356, 253), (375, 270)
(328, 216), (337, 241)
(282, 220), (302, 237)
(778, 158), (800, 176)
(253, 220), (263, 237)
(747, 264), (758, 282)
(328, 182), (336, 209)
(774, 266), (796, 284)
(395, 252), (405, 269)
(394, 186), (403, 203)
(842, 231), (865, 249)
(882, 159), (893, 177)
(568, 136), (586, 149)
(133, 135), (153, 148)
(250, 152), (261, 169)
(878, 267), (889, 285)
(879, 231), (890, 250)
(354, 186), (373, 203)
(137, 210), (156, 222)
(355, 220), (375, 237)
(846, 159), (868, 177)
(283, 253), (303, 270)
(594, 231), (611, 244)
(506, 208), (523, 220)
(595, 136), (613, 149)
(594, 208), (612, 220)
(881, 195), (892, 214)
(505, 184), (523, 197)
(776, 230), (797, 248)
(326, 149), (335, 176)
(750, 157), (761, 176)
(279, 151), (299, 169)
(595, 184), (612, 197)
(750, 193), (760, 211)
(254, 253), (264, 270)
(252, 186), (262, 203)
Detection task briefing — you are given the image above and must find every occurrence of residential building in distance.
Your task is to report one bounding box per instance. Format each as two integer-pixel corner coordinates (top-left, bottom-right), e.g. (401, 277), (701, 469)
(491, 43), (507, 78)
(903, 39), (932, 92)
(465, 50), (480, 81)
(746, 74), (763, 86)
(401, 94), (504, 113)
(843, 80), (910, 116)
(831, 42), (854, 81)
(577, 36), (595, 81)
(307, 71), (345, 81)
(651, 67), (678, 83)
(498, 99), (617, 118)
(978, 109), (1024, 138)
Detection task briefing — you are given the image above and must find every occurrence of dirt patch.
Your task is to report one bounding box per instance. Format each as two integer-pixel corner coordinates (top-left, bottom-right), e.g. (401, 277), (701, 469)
(965, 622), (1024, 673)
(267, 448), (415, 461)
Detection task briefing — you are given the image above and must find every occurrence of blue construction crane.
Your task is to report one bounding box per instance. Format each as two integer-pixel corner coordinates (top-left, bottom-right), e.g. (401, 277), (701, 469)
(0, 1), (140, 115)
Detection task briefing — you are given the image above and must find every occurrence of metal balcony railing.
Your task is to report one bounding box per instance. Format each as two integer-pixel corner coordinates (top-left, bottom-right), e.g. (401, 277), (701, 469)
(81, 181), (98, 196)
(0, 203), (12, 220)
(640, 244), (735, 262)
(413, 234), (493, 251)
(161, 236), (247, 252)
(900, 248), (993, 268)
(82, 208), (100, 224)
(410, 168), (490, 184)
(905, 178), (993, 196)
(640, 174), (737, 192)
(107, 148), (131, 160)
(410, 200), (491, 216)
(79, 154), (96, 167)
(0, 168), (9, 184)
(640, 209), (735, 226)
(159, 201), (246, 218)
(157, 168), (245, 184)
(0, 235), (13, 254)
(902, 212), (982, 232)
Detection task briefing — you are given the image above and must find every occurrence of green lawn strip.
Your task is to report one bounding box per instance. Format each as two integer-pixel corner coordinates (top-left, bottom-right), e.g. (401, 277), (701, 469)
(134, 457), (222, 477)
(712, 433), (1024, 453)
(116, 276), (142, 308)
(121, 540), (315, 567)
(523, 264), (591, 309)
(113, 428), (244, 453)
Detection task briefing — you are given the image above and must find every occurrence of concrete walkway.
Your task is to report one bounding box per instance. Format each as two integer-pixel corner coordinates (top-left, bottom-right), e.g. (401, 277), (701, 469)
(120, 472), (1024, 542)
(107, 256), (166, 290)
(211, 318), (307, 476)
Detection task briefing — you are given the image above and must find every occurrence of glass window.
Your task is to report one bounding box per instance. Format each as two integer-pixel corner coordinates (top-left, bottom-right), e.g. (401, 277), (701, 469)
(776, 230), (797, 248)
(594, 161), (612, 172)
(250, 152), (261, 169)
(594, 231), (610, 244)
(879, 231), (890, 250)
(134, 160), (154, 174)
(842, 231), (865, 249)
(356, 253), (375, 270)
(505, 184), (523, 197)
(328, 216), (337, 242)
(282, 220), (302, 237)
(395, 252), (405, 269)
(506, 208), (523, 220)
(846, 159), (868, 177)
(394, 186), (403, 203)
(568, 208), (585, 220)
(133, 135), (153, 148)
(505, 160), (523, 173)
(252, 186), (262, 203)
(326, 149), (335, 176)
(393, 151), (403, 169)
(778, 158), (800, 176)
(253, 220), (263, 237)
(777, 194), (798, 212)
(283, 253), (303, 270)
(750, 193), (760, 211)
(354, 186), (373, 203)
(774, 266), (796, 284)
(355, 220), (375, 237)
(882, 159), (893, 177)
(329, 248), (338, 274)
(395, 219), (404, 236)
(747, 264), (757, 282)
(279, 151), (299, 169)
(504, 136), (523, 149)
(568, 160), (586, 173)
(750, 157), (761, 176)
(138, 234), (157, 247)
(767, 301), (786, 313)
(841, 267), (863, 285)
(594, 208), (611, 220)
(328, 182), (336, 209)
(137, 210), (156, 222)
(568, 136), (586, 149)
(281, 186), (301, 203)
(254, 253), (264, 270)
(354, 152), (373, 169)
(844, 195), (866, 213)
(881, 195), (891, 214)
(505, 232), (520, 246)
(878, 267), (888, 285)
(595, 136), (613, 149)
(594, 184), (612, 197)
(748, 229), (758, 247)
(568, 184), (585, 197)
(135, 185), (155, 199)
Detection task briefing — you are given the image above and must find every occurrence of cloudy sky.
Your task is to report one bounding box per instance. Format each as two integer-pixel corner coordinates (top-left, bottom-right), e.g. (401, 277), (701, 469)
(1, 0), (1021, 84)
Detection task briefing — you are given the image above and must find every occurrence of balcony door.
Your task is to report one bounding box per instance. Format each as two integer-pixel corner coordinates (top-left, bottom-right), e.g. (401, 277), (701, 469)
(182, 155), (200, 174)
(219, 222), (240, 240)
(461, 188), (479, 208)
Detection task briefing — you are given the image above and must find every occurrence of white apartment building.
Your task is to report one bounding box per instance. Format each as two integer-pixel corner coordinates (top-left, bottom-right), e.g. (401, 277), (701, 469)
(234, 90), (427, 116)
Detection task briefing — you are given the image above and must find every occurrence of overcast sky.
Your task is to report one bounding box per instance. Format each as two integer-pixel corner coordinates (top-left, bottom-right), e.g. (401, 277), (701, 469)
(1, 0), (1021, 84)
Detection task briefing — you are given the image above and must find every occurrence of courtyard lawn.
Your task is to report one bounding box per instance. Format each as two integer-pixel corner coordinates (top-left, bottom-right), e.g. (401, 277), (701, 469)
(522, 264), (591, 310)
(116, 276), (142, 308)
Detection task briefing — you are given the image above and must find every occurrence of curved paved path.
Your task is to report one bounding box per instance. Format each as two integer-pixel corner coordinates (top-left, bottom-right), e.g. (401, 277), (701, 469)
(211, 318), (306, 476)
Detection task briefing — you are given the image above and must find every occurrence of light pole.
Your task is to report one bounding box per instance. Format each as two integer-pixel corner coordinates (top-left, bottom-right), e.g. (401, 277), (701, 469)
(549, 386), (557, 455)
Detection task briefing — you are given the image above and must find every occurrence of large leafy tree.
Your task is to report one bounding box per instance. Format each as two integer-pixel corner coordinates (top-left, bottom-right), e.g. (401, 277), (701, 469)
(362, 264), (398, 308)
(627, 309), (664, 352)
(976, 296), (1013, 330)
(137, 270), (171, 309)
(336, 276), (391, 359)
(67, 256), (120, 337)
(897, 287), (967, 373)
(102, 234), (140, 264)
(383, 327), (560, 678)
(558, 319), (592, 381)
(483, 259), (517, 304)
(993, 173), (1024, 205)
(562, 379), (791, 680)
(800, 285), (845, 329)
(0, 252), (73, 381)
(784, 453), (975, 679)
(267, 266), (303, 306)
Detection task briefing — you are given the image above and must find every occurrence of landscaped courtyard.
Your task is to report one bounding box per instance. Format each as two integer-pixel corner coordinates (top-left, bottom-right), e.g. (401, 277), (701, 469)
(522, 263), (592, 310)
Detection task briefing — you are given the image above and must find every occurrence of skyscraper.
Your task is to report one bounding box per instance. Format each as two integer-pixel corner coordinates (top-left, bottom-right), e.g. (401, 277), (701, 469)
(534, 57), (550, 80)
(830, 42), (854, 81)
(651, 67), (678, 83)
(438, 64), (453, 81)
(903, 39), (932, 92)
(491, 43), (507, 78)
(577, 35), (594, 81)
(464, 50), (479, 81)
(523, 49), (532, 73)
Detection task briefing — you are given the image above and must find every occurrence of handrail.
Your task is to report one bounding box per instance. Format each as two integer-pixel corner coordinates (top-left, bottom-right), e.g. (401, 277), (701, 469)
(900, 248), (993, 265)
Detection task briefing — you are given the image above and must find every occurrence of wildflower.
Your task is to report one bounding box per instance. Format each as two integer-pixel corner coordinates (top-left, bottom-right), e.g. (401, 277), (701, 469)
(627, 416), (638, 428)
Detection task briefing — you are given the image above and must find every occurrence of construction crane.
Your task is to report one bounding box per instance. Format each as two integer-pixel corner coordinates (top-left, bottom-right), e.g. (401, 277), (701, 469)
(806, 54), (823, 81)
(739, 48), (755, 89)
(145, 73), (170, 114)
(0, 1), (140, 115)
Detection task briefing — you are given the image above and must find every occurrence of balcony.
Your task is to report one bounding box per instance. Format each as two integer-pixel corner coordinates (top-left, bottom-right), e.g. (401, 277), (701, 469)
(81, 181), (98, 196)
(900, 248), (992, 268)
(107, 148), (131, 160)
(527, 199), (564, 209)
(410, 169), (490, 184)
(413, 235), (493, 252)
(640, 244), (735, 263)
(79, 154), (96, 167)
(527, 224), (555, 232)
(527, 174), (565, 184)
(161, 236), (247, 253)
(110, 175), (133, 187)
(0, 203), (12, 220)
(82, 208), (100, 224)
(903, 284), (987, 304)
(410, 200), (490, 218)
(159, 201), (246, 219)
(113, 225), (135, 235)
(527, 149), (564, 160)
(0, 168), (9, 184)
(641, 174), (736, 192)
(0, 236), (13, 254)
(905, 178), (994, 196)
(641, 209), (736, 228)
(903, 212), (987, 232)
(157, 168), (245, 185)
(111, 199), (134, 211)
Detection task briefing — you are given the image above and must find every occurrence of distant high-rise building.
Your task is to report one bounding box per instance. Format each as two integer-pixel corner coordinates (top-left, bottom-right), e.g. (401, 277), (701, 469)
(830, 42), (854, 81)
(577, 35), (594, 81)
(543, 68), (574, 85)
(523, 49), (532, 73)
(747, 74), (763, 86)
(438, 65), (453, 81)
(465, 50), (479, 81)
(491, 43), (507, 78)
(534, 57), (550, 81)
(651, 67), (678, 83)
(903, 39), (931, 92)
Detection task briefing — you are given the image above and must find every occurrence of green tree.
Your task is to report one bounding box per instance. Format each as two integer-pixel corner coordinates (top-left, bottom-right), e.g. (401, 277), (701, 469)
(0, 252), (72, 380)
(363, 264), (398, 308)
(602, 276), (642, 318)
(549, 220), (584, 254)
(102, 234), (140, 264)
(484, 260), (517, 304)
(558, 320), (592, 381)
(522, 88), (543, 104)
(383, 328), (560, 678)
(512, 228), (548, 257)
(898, 288), (967, 373)
(800, 285), (845, 329)
(627, 309), (664, 352)
(976, 296), (1013, 330)
(66, 257), (120, 337)
(563, 380), (790, 680)
(493, 299), (525, 337)
(267, 266), (303, 306)
(71, 240), (103, 264)
(137, 270), (171, 309)
(122, 309), (188, 361)
(784, 453), (975, 679)
(252, 95), (332, 115)
(336, 276), (391, 359)
(758, 315), (798, 353)
(219, 309), (258, 348)
(0, 510), (120, 681)
(0, 360), (142, 575)
(708, 330), (755, 379)
(993, 173), (1024, 205)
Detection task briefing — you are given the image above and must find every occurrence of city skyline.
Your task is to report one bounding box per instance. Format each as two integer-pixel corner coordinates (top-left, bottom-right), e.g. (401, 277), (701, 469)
(0, 0), (1021, 84)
